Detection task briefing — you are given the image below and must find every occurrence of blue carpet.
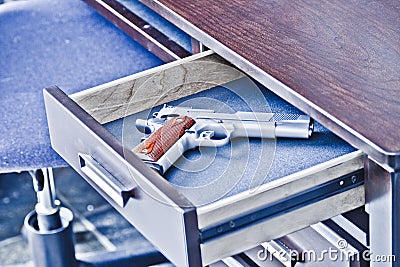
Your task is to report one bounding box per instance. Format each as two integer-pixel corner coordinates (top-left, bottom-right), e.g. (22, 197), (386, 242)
(0, 0), (164, 172)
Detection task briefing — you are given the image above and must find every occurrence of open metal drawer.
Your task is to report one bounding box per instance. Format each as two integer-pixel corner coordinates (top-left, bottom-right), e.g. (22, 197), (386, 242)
(44, 50), (365, 266)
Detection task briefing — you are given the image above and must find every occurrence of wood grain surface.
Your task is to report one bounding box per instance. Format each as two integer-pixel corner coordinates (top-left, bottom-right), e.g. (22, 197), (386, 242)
(134, 116), (195, 161)
(71, 52), (244, 124)
(142, 0), (400, 155)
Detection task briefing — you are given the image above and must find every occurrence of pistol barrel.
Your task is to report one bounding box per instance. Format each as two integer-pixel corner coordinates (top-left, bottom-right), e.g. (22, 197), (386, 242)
(274, 114), (314, 139)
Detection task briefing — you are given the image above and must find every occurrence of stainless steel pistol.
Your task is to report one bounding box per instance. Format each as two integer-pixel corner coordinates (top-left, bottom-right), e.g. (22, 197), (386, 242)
(134, 105), (314, 174)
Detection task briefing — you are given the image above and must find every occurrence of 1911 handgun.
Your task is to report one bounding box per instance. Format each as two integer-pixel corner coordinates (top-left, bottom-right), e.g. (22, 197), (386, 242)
(134, 105), (314, 174)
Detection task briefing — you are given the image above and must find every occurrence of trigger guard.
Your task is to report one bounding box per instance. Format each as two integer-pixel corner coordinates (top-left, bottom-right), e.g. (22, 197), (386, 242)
(199, 130), (215, 140)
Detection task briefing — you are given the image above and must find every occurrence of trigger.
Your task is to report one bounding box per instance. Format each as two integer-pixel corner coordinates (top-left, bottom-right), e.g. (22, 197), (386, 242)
(200, 130), (214, 140)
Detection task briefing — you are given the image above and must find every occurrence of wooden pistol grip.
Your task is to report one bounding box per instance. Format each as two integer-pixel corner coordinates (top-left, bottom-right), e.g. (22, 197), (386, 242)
(135, 116), (195, 162)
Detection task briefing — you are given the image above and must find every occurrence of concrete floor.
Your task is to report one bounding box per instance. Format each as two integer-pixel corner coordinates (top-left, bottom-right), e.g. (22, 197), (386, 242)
(0, 168), (171, 266)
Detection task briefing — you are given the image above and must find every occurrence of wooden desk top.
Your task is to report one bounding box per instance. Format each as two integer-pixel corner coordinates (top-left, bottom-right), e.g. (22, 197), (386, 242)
(142, 0), (400, 169)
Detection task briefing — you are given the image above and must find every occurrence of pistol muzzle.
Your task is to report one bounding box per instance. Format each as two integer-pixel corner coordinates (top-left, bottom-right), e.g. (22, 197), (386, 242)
(274, 115), (314, 139)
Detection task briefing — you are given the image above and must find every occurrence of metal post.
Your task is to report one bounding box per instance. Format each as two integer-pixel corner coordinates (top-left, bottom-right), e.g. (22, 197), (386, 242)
(24, 168), (78, 267)
(191, 37), (206, 54)
(365, 159), (399, 266)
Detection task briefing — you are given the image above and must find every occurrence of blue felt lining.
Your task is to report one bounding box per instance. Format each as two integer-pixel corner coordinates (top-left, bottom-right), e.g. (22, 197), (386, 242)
(104, 78), (356, 206)
(0, 0), (166, 172)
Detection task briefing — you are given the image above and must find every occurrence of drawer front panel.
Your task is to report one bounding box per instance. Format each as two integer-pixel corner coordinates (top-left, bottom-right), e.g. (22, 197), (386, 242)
(44, 87), (201, 267)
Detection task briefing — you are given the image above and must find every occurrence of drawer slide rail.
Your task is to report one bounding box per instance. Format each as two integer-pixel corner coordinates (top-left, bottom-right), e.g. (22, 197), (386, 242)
(200, 169), (364, 242)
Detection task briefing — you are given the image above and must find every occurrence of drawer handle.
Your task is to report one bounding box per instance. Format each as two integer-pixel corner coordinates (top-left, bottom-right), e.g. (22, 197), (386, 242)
(78, 153), (136, 208)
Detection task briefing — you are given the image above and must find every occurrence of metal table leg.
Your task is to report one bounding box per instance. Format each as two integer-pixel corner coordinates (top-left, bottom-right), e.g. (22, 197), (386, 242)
(24, 168), (77, 267)
(366, 159), (399, 266)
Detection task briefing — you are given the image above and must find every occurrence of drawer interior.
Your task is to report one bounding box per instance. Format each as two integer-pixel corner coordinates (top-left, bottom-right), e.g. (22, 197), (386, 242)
(68, 50), (363, 217)
(103, 78), (358, 206)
